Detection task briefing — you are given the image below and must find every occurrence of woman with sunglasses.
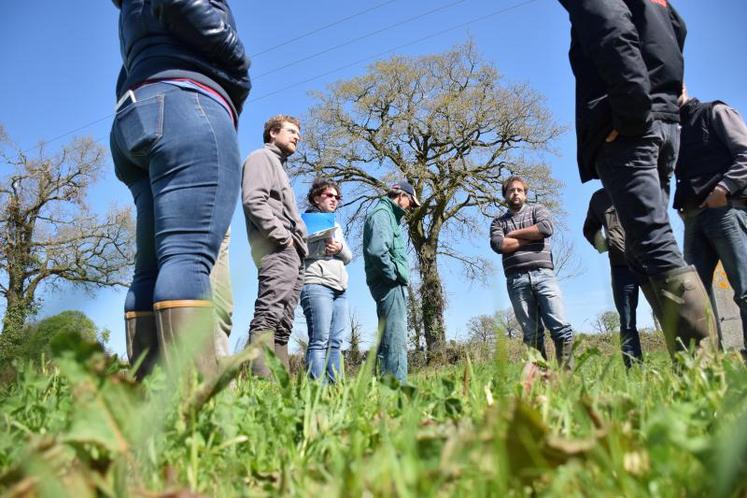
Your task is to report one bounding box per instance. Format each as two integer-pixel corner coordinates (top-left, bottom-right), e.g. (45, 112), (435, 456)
(300, 177), (352, 382)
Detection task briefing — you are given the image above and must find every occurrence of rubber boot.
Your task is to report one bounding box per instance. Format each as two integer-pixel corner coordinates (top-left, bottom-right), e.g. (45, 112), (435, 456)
(154, 300), (218, 379)
(554, 336), (574, 370)
(275, 342), (290, 372)
(649, 266), (718, 355)
(125, 311), (158, 381)
(247, 329), (274, 379)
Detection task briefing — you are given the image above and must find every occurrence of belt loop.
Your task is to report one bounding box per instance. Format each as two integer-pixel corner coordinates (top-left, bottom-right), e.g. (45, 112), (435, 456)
(114, 89), (137, 112)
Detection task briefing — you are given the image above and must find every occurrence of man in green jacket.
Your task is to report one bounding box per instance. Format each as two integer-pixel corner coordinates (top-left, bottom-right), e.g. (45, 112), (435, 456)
(363, 180), (420, 382)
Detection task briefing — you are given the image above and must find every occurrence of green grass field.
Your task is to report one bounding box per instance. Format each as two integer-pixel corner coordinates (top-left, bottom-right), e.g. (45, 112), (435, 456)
(1, 333), (746, 497)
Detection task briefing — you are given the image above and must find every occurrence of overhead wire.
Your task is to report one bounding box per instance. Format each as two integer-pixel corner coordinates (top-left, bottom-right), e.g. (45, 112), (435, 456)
(249, 0), (398, 58)
(26, 0), (539, 151)
(252, 0), (468, 80)
(246, 0), (539, 104)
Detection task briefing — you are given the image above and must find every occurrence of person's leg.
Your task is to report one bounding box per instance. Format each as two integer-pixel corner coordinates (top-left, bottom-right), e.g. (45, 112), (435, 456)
(144, 86), (239, 378)
(611, 265), (643, 368)
(699, 206), (747, 350)
(275, 254), (304, 370)
(210, 228), (233, 358)
(371, 283), (408, 383)
(507, 273), (545, 358)
(598, 120), (716, 354)
(595, 120), (684, 276)
(300, 284), (334, 380)
(326, 289), (349, 383)
(248, 246), (302, 376)
(532, 269), (574, 368)
(683, 211), (722, 343)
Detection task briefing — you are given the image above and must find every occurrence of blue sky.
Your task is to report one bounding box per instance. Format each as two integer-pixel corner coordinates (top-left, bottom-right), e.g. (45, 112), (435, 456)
(2, 0), (746, 356)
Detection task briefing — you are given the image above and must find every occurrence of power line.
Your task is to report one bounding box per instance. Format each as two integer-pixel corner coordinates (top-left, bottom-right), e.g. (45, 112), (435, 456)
(27, 0), (539, 150)
(247, 0), (539, 104)
(249, 0), (398, 58)
(253, 0), (468, 80)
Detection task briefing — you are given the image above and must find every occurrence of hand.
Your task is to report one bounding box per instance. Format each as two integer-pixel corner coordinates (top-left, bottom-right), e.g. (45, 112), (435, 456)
(285, 238), (294, 248)
(699, 185), (728, 208)
(605, 129), (619, 143)
(325, 239), (342, 256)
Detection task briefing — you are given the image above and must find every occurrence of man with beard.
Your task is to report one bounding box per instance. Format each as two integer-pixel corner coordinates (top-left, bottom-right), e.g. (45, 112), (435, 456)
(490, 176), (574, 368)
(557, 0), (717, 356)
(242, 115), (308, 377)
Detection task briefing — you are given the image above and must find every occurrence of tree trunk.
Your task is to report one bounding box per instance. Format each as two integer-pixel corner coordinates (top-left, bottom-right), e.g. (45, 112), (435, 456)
(0, 291), (33, 357)
(416, 242), (446, 353)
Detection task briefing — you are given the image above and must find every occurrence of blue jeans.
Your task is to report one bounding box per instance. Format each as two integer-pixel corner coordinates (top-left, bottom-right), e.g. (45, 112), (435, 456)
(300, 283), (348, 383)
(110, 82), (240, 311)
(369, 281), (408, 383)
(610, 264), (643, 368)
(683, 206), (747, 350)
(507, 268), (574, 356)
(596, 120), (686, 277)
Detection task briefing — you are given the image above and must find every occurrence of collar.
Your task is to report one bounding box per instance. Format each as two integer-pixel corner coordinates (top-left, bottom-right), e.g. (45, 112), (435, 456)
(383, 196), (407, 223)
(264, 143), (289, 163)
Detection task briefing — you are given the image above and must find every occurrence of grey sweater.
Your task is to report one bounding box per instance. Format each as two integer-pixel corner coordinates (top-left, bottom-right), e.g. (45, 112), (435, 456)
(304, 223), (353, 291)
(490, 204), (554, 276)
(242, 144), (308, 266)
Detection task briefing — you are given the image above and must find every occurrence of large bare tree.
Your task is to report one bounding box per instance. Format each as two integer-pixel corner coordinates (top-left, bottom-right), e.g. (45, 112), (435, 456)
(0, 125), (134, 339)
(293, 42), (563, 353)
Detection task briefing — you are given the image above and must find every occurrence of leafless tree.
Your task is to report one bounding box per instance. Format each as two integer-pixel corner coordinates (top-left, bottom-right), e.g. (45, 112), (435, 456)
(592, 310), (620, 335)
(0, 125), (134, 338)
(347, 309), (363, 366)
(293, 42), (563, 353)
(495, 307), (521, 339)
(467, 314), (499, 346)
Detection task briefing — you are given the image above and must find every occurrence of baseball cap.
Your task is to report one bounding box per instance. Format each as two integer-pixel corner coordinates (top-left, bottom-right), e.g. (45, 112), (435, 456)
(390, 180), (421, 207)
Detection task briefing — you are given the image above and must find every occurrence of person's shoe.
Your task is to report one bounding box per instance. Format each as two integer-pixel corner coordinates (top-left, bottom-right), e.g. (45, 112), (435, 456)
(247, 329), (274, 379)
(554, 337), (574, 371)
(649, 266), (719, 355)
(154, 300), (218, 379)
(275, 342), (290, 371)
(125, 311), (158, 381)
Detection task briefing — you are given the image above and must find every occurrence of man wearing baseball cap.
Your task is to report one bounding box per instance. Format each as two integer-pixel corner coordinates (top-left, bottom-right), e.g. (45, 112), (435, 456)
(363, 180), (420, 382)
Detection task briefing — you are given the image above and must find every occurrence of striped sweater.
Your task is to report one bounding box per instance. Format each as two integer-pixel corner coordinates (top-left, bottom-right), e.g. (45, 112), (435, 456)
(489, 204), (554, 276)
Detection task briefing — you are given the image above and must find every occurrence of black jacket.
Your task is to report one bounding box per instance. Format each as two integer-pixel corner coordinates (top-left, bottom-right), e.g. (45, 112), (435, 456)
(113, 0), (251, 116)
(583, 188), (627, 266)
(559, 0), (686, 182)
(674, 98), (747, 209)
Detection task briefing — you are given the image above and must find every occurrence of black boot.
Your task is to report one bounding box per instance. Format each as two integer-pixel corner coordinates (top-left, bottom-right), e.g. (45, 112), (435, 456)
(274, 342), (290, 372)
(125, 311), (158, 380)
(554, 337), (574, 370)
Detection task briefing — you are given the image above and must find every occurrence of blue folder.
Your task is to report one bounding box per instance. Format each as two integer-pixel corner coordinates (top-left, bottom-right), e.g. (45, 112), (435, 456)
(301, 212), (336, 237)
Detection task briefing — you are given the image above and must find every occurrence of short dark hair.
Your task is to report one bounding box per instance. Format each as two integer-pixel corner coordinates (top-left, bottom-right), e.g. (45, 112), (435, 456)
(263, 114), (301, 143)
(502, 175), (528, 198)
(307, 176), (341, 207)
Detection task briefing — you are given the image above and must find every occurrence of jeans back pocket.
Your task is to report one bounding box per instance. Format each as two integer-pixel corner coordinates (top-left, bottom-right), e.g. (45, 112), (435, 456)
(113, 94), (164, 159)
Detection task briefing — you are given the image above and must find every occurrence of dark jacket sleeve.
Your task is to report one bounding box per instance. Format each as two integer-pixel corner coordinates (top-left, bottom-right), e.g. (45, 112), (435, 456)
(566, 0), (652, 136)
(532, 205), (554, 237)
(151, 0), (249, 72)
(489, 217), (505, 254)
(582, 194), (603, 247)
(712, 104), (747, 195)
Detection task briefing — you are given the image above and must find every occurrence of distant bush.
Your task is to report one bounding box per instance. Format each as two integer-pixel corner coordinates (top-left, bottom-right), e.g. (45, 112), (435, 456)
(0, 310), (110, 384)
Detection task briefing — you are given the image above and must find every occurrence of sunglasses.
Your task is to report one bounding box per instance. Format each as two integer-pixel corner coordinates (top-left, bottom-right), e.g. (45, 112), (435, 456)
(321, 192), (342, 201)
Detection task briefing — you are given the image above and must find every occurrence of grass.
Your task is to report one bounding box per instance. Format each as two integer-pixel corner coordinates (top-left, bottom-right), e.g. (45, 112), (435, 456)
(0, 332), (746, 497)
